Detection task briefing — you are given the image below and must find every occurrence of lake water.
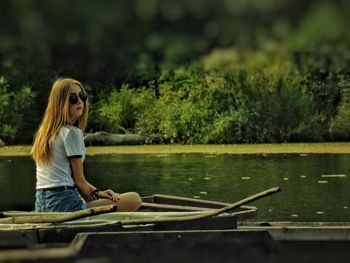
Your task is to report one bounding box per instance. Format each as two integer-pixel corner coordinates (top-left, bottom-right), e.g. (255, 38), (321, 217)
(1, 153), (350, 222)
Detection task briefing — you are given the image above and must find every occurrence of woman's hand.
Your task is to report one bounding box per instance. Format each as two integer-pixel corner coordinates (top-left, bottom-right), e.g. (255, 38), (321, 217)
(97, 189), (120, 202)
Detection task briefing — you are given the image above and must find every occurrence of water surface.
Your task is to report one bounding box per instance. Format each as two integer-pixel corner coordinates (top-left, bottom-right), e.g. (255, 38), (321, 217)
(1, 154), (349, 222)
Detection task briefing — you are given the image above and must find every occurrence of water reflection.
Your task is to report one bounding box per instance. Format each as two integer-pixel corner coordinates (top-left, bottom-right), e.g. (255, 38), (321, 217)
(1, 154), (350, 222)
(0, 157), (36, 211)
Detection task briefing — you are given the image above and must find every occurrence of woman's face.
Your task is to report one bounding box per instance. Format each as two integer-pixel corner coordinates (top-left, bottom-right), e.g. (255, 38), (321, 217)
(69, 84), (85, 124)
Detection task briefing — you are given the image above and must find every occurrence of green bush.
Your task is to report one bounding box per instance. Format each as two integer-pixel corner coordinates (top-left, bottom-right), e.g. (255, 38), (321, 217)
(332, 78), (350, 140)
(0, 77), (35, 144)
(286, 2), (349, 140)
(95, 61), (316, 143)
(212, 69), (314, 143)
(96, 85), (156, 133)
(94, 58), (328, 144)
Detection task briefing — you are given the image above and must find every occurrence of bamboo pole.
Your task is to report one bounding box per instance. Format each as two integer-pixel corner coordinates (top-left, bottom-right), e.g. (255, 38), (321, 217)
(151, 194), (257, 210)
(122, 187), (281, 225)
(153, 194), (232, 206)
(0, 205), (117, 224)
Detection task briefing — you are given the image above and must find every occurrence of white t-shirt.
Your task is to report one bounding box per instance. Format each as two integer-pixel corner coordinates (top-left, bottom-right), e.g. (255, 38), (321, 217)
(36, 126), (86, 189)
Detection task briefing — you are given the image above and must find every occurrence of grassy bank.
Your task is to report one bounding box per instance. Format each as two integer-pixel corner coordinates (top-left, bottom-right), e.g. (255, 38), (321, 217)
(1, 143), (350, 157)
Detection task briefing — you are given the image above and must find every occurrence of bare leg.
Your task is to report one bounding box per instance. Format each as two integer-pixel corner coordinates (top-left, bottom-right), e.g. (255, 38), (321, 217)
(87, 192), (142, 212)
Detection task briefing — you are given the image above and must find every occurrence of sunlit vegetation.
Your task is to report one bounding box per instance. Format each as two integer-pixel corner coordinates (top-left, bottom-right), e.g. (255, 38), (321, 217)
(0, 0), (349, 144)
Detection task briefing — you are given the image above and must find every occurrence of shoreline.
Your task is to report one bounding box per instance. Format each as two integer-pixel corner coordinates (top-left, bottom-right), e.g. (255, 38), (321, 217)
(0, 143), (350, 156)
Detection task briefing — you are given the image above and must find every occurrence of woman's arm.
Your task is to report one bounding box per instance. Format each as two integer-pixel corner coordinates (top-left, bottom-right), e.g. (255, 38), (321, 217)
(71, 159), (120, 202)
(88, 181), (121, 202)
(87, 181), (97, 193)
(70, 158), (92, 201)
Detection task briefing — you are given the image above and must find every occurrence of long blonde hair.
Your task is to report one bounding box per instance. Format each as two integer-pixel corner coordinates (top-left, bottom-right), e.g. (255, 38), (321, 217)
(31, 78), (89, 165)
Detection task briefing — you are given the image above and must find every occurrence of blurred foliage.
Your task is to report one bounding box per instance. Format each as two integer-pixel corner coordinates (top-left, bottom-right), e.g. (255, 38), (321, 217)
(0, 0), (350, 143)
(0, 77), (35, 143)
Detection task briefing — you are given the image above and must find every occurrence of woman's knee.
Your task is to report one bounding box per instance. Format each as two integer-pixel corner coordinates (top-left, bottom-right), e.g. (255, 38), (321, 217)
(128, 192), (142, 211)
(119, 192), (142, 212)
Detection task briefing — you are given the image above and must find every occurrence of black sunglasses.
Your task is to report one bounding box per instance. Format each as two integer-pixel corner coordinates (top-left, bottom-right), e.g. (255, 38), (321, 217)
(69, 92), (88, 104)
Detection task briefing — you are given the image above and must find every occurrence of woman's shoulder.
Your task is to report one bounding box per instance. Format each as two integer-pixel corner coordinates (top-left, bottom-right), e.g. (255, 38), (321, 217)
(59, 126), (83, 138)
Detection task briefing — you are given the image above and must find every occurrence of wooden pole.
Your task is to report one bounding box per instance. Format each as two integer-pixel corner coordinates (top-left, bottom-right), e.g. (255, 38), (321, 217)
(153, 194), (232, 207)
(152, 194), (257, 211)
(0, 205), (117, 224)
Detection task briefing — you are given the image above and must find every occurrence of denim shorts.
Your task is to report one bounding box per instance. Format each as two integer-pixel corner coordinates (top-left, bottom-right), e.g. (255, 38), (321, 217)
(35, 188), (88, 212)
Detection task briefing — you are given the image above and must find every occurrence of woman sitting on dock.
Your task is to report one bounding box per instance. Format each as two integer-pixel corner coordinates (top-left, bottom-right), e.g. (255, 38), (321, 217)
(31, 78), (142, 212)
